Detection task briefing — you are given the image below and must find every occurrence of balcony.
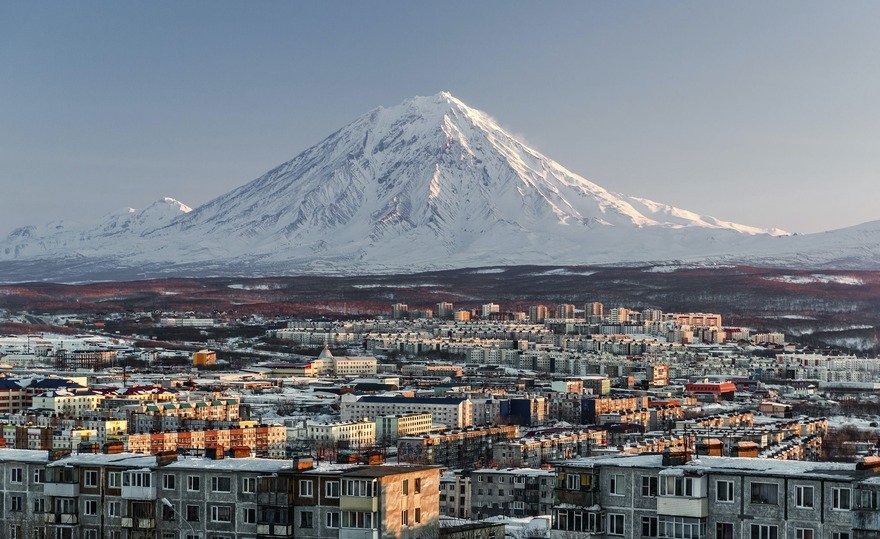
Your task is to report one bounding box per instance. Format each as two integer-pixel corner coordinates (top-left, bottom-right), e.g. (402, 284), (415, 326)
(43, 514), (58, 524)
(58, 514), (78, 525)
(121, 484), (156, 500)
(256, 524), (293, 536)
(657, 496), (709, 518)
(43, 482), (79, 498)
(121, 517), (156, 529)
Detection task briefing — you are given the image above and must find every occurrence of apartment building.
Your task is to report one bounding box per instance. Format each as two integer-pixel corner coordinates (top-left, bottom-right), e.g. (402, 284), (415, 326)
(376, 413), (434, 443)
(397, 425), (519, 468)
(303, 419), (377, 448)
(492, 429), (606, 468)
(470, 468), (555, 520)
(440, 469), (472, 519)
(551, 453), (877, 539)
(126, 424), (287, 457)
(32, 389), (105, 415)
(291, 464), (441, 539)
(0, 448), (49, 539)
(0, 446), (442, 539)
(340, 395), (473, 429)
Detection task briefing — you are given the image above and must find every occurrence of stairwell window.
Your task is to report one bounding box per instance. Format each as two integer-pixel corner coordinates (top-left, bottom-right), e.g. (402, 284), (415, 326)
(750, 482), (778, 505)
(795, 485), (814, 508)
(641, 476), (658, 497)
(717, 480), (734, 502)
(609, 474), (625, 496)
(832, 487), (852, 510)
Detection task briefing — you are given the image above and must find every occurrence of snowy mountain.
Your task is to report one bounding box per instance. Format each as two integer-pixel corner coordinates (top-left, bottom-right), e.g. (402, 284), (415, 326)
(0, 92), (876, 281)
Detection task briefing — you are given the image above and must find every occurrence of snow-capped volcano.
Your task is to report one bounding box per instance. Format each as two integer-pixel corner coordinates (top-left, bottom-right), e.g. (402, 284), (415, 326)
(0, 92), (875, 281)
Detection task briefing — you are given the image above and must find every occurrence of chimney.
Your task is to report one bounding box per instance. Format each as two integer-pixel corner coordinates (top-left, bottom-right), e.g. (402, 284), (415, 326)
(697, 438), (724, 457)
(157, 450), (178, 467)
(733, 442), (759, 458)
(205, 445), (224, 460)
(857, 456), (880, 472)
(230, 446), (251, 458)
(103, 441), (124, 454)
(293, 455), (315, 470)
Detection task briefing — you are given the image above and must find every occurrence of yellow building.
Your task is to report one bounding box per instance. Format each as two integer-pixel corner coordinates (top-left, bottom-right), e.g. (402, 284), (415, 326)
(193, 349), (217, 366)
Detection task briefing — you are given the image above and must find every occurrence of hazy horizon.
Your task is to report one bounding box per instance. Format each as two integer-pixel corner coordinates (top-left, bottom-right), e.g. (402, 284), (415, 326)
(3, 1), (879, 235)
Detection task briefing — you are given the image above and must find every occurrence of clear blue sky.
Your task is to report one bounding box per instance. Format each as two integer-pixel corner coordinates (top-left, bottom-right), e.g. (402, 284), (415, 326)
(2, 1), (879, 234)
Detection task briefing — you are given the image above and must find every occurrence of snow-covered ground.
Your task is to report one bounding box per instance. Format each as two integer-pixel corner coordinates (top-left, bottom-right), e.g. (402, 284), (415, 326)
(764, 274), (865, 286)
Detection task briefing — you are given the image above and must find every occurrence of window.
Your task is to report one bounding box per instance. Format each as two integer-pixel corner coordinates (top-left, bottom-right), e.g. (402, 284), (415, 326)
(210, 505), (233, 523)
(11, 495), (22, 512)
(163, 474), (175, 490)
(244, 508), (256, 524)
(10, 467), (22, 483)
(751, 524), (778, 539)
(641, 516), (658, 537)
(642, 476), (658, 497)
(186, 505), (199, 522)
(108, 472), (121, 489)
(610, 474), (625, 496)
(84, 470), (98, 488)
(33, 497), (45, 513)
(109, 501), (121, 518)
(833, 487), (852, 510)
(342, 511), (374, 529)
(833, 534), (851, 539)
(123, 471), (151, 488)
(342, 479), (376, 497)
(660, 516), (702, 538)
(211, 476), (231, 492)
(717, 523), (734, 539)
(84, 500), (98, 516)
(326, 511), (340, 528)
(83, 532), (97, 539)
(56, 498), (76, 514)
(300, 510), (313, 528)
(750, 482), (778, 505)
(415, 478), (422, 494)
(299, 479), (314, 497)
(242, 477), (256, 494)
(661, 476), (694, 497)
(34, 469), (45, 483)
(187, 476), (200, 491)
(608, 513), (625, 536)
(401, 510), (409, 526)
(415, 507), (421, 523)
(796, 529), (814, 539)
(717, 480), (734, 502)
(403, 479), (409, 495)
(795, 485), (814, 508)
(325, 480), (340, 498)
(566, 473), (582, 490)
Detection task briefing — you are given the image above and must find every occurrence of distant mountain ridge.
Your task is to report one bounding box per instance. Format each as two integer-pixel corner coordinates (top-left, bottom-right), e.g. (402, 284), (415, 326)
(1, 92), (877, 282)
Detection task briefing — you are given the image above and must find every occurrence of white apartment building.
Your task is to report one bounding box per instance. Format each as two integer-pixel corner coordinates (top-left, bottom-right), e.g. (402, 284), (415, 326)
(31, 389), (104, 415)
(340, 395), (473, 428)
(376, 413), (434, 442)
(303, 419), (377, 447)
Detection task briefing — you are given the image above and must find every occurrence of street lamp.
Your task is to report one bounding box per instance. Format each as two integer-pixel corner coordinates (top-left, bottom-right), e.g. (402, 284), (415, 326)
(161, 498), (197, 537)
